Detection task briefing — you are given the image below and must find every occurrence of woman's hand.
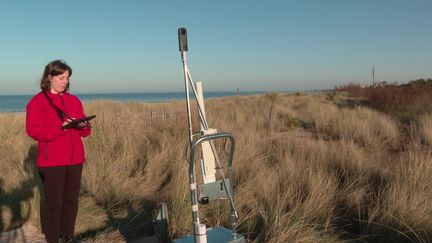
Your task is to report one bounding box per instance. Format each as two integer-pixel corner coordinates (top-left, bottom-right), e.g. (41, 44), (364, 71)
(76, 121), (89, 129)
(62, 118), (90, 129)
(62, 118), (73, 129)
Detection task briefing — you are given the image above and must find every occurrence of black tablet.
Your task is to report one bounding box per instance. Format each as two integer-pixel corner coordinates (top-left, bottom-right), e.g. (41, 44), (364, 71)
(62, 115), (96, 129)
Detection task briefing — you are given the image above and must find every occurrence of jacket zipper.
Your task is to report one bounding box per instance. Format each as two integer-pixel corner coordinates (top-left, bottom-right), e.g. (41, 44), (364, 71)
(44, 142), (48, 160)
(60, 95), (74, 163)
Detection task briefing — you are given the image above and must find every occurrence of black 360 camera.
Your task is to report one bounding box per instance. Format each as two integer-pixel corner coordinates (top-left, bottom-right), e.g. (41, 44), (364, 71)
(178, 27), (188, 51)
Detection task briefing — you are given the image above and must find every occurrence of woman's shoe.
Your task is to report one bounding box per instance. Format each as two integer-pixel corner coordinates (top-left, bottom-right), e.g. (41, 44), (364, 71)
(60, 235), (80, 243)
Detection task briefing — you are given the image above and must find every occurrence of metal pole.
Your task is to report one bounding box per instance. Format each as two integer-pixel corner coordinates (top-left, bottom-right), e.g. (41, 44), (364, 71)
(181, 51), (194, 145)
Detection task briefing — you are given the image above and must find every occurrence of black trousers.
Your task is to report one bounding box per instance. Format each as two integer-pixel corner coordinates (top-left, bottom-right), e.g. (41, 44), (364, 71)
(38, 164), (83, 243)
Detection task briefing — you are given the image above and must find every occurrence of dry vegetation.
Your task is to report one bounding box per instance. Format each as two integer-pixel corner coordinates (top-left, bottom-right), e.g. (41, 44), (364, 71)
(335, 78), (432, 122)
(1, 92), (432, 242)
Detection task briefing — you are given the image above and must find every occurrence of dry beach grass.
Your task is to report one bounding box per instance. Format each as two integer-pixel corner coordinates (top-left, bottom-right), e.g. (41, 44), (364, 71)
(0, 92), (431, 242)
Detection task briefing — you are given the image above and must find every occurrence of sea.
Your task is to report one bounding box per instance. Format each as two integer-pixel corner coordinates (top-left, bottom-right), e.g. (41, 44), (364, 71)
(0, 91), (266, 113)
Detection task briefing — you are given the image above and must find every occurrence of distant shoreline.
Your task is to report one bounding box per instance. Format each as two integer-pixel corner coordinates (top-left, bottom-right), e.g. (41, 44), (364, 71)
(0, 91), (272, 113)
(0, 90), (331, 113)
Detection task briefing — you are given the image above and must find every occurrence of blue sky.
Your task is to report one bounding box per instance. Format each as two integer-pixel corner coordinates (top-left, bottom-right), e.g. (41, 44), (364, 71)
(0, 0), (431, 95)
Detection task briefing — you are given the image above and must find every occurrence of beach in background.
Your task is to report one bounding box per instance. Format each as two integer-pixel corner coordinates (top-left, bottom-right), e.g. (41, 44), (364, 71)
(0, 91), (267, 112)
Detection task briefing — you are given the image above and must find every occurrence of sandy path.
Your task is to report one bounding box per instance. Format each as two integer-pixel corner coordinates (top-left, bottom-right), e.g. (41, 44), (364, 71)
(0, 224), (45, 243)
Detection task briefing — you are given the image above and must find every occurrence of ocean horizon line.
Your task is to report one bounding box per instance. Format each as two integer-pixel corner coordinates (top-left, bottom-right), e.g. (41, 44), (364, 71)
(0, 90), (274, 113)
(0, 90), (328, 113)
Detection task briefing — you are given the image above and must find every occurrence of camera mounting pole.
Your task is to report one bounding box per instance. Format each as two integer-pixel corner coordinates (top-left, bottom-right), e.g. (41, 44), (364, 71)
(176, 27), (244, 243)
(178, 28), (209, 145)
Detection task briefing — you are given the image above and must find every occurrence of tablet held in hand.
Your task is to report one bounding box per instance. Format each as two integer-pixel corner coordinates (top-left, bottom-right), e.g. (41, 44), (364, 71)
(62, 115), (96, 129)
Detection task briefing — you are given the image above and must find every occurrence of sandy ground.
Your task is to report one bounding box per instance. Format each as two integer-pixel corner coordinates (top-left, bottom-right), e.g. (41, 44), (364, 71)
(0, 224), (159, 243)
(0, 224), (45, 243)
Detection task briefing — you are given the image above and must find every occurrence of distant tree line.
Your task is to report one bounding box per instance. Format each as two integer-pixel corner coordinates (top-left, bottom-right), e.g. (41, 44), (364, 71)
(334, 78), (432, 120)
(405, 78), (432, 86)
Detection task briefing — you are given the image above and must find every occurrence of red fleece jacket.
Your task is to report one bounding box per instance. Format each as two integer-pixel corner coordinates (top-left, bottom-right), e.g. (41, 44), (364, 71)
(26, 91), (91, 167)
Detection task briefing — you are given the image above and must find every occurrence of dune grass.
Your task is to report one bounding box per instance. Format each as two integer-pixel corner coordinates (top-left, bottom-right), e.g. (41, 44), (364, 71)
(0, 92), (431, 242)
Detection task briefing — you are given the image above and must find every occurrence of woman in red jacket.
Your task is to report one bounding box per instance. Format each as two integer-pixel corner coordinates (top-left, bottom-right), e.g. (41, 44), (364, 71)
(26, 60), (91, 243)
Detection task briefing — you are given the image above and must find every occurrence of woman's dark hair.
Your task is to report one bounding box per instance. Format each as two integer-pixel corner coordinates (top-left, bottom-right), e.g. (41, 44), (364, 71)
(40, 60), (73, 91)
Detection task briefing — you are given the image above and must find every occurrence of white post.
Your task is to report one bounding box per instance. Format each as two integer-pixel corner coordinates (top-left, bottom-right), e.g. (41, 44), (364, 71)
(196, 82), (216, 184)
(196, 223), (207, 243)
